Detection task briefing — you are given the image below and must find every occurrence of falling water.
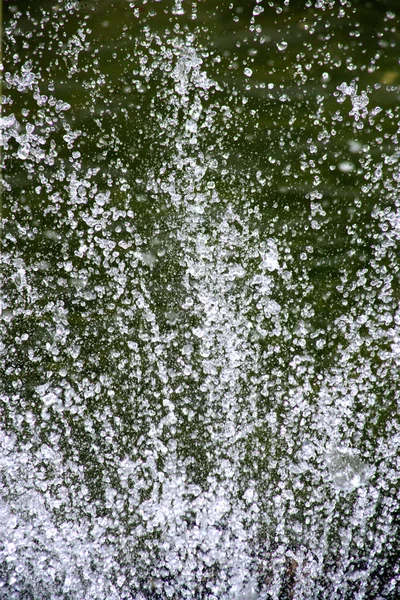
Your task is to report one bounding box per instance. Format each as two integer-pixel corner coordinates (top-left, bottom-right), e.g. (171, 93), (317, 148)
(1, 1), (400, 598)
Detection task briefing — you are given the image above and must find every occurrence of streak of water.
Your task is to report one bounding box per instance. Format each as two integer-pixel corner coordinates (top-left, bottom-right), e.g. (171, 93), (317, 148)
(1, 1), (400, 599)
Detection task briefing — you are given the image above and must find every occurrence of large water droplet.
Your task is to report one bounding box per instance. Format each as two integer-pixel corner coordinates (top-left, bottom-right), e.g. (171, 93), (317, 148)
(277, 40), (288, 51)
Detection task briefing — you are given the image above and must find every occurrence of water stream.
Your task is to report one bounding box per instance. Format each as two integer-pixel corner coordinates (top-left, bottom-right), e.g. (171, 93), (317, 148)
(1, 1), (400, 598)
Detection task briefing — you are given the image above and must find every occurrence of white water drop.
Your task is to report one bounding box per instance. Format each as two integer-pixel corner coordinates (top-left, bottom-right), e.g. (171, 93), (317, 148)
(277, 40), (288, 51)
(338, 161), (354, 173)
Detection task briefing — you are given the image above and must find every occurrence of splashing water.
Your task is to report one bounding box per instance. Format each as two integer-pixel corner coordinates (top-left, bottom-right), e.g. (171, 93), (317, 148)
(1, 2), (400, 599)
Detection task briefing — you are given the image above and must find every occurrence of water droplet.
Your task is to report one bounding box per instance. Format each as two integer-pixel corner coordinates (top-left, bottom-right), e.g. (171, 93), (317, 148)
(277, 40), (288, 51)
(338, 161), (354, 173)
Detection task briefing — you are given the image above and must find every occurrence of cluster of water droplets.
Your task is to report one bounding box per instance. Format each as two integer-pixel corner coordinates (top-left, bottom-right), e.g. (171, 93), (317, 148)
(1, 1), (400, 599)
